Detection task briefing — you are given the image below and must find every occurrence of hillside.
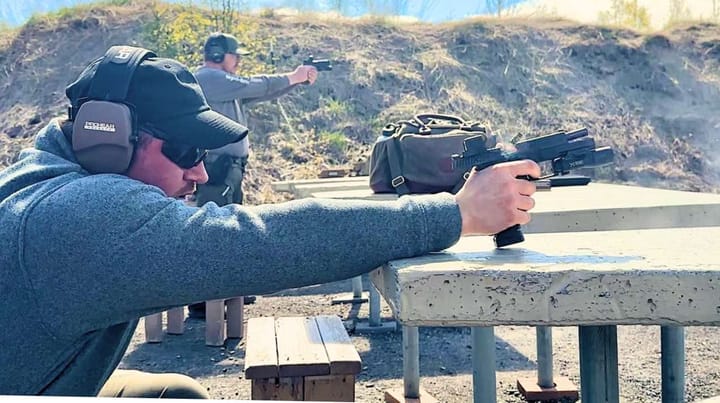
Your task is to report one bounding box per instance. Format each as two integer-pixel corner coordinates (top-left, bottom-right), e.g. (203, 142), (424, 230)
(1, 2), (719, 206)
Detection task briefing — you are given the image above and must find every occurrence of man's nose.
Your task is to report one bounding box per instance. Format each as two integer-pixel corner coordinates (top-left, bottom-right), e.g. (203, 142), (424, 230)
(186, 162), (209, 184)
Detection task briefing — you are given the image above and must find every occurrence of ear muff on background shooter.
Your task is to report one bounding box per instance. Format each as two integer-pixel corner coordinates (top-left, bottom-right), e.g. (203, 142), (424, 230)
(67, 45), (156, 174)
(205, 34), (229, 63)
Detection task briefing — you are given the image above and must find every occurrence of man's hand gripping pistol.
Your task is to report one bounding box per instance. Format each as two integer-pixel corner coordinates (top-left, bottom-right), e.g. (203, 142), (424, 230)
(451, 128), (615, 248)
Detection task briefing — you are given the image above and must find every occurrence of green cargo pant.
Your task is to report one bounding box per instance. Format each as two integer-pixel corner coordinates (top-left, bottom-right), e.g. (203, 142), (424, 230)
(98, 369), (208, 398)
(196, 155), (248, 206)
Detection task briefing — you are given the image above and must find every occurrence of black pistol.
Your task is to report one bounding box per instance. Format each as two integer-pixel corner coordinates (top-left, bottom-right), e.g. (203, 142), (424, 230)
(303, 55), (332, 71)
(451, 128), (614, 248)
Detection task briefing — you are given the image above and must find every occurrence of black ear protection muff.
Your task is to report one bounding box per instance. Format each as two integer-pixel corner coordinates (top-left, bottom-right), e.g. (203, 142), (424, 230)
(68, 46), (155, 174)
(206, 36), (228, 63)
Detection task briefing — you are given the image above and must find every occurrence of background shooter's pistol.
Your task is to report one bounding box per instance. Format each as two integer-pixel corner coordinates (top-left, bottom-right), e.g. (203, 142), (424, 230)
(303, 55), (332, 71)
(451, 127), (614, 248)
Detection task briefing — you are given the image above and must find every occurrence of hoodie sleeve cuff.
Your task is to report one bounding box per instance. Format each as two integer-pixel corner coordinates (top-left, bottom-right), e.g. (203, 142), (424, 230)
(405, 193), (462, 252)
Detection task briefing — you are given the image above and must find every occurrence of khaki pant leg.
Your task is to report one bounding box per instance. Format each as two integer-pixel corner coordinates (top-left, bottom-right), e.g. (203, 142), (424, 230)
(98, 369), (209, 399)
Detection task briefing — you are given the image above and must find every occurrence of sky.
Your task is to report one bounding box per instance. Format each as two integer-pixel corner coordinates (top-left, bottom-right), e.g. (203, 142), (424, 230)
(0, 0), (513, 26)
(0, 0), (718, 28)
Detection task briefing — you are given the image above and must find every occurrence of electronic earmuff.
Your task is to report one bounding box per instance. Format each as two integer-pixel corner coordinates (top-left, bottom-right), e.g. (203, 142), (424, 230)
(68, 46), (155, 174)
(205, 36), (228, 64)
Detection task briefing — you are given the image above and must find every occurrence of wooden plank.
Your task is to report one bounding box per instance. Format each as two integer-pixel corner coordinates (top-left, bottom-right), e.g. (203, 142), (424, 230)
(271, 176), (367, 193)
(315, 315), (362, 375)
(226, 297), (244, 339)
(304, 374), (355, 401)
(143, 313), (163, 343)
(166, 307), (184, 335)
(251, 377), (303, 400)
(205, 299), (225, 346)
(385, 388), (439, 403)
(310, 189), (397, 200)
(276, 316), (330, 377)
(293, 180), (371, 198)
(244, 316), (279, 379)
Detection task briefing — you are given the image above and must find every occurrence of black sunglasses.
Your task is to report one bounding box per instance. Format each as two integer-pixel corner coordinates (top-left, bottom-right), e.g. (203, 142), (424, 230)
(161, 141), (208, 170)
(141, 126), (208, 169)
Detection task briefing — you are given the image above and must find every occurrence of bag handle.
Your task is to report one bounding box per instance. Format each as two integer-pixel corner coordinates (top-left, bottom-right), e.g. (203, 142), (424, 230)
(412, 113), (468, 134)
(383, 114), (486, 137)
(413, 113), (465, 126)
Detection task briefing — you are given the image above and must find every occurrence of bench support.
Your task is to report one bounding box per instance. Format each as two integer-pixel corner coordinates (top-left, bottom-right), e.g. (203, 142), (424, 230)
(517, 326), (579, 401)
(472, 326), (497, 403)
(661, 326), (685, 403)
(579, 325), (619, 403)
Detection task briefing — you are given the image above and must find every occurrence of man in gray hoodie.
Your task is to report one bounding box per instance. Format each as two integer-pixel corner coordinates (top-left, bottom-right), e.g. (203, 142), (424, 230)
(0, 45), (540, 398)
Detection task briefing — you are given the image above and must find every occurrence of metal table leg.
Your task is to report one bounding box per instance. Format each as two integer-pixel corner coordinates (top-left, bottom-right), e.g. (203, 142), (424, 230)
(518, 326), (578, 401)
(661, 326), (685, 403)
(472, 326), (497, 403)
(536, 326), (554, 387)
(355, 276), (396, 333)
(579, 325), (619, 403)
(403, 325), (420, 399)
(369, 282), (381, 327)
(331, 275), (368, 305)
(351, 275), (363, 298)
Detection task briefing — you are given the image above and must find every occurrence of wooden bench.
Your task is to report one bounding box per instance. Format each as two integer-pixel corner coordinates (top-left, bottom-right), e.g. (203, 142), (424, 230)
(244, 315), (361, 401)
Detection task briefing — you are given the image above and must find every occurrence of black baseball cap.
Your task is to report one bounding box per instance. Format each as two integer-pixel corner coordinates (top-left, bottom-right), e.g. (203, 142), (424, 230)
(204, 32), (251, 57)
(66, 50), (248, 150)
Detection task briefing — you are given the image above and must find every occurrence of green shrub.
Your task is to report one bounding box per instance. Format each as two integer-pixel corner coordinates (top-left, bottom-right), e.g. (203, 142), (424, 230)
(319, 131), (348, 155)
(143, 3), (274, 74)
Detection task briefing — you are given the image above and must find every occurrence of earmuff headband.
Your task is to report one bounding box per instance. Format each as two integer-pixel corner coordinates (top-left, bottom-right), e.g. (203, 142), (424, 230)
(88, 46), (156, 102)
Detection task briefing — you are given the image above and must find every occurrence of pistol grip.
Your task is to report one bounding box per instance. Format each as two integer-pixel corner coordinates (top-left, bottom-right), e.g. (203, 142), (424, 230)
(494, 224), (525, 248)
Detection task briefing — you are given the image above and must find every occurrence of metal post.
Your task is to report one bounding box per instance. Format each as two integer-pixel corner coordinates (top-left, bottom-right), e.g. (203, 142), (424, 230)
(403, 325), (420, 399)
(351, 275), (363, 299)
(472, 326), (497, 403)
(579, 325), (619, 403)
(369, 283), (381, 327)
(536, 326), (554, 388)
(661, 326), (685, 403)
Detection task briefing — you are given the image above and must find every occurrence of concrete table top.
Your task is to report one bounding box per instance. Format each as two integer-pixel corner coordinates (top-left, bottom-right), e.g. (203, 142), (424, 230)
(307, 182), (720, 232)
(371, 227), (720, 327)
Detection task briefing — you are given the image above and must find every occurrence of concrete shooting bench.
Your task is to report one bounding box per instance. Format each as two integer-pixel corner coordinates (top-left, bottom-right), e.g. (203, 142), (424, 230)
(367, 182), (720, 403)
(243, 315), (362, 401)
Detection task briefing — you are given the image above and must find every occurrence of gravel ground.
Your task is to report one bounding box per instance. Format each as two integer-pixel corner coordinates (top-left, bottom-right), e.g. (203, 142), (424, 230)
(122, 275), (720, 402)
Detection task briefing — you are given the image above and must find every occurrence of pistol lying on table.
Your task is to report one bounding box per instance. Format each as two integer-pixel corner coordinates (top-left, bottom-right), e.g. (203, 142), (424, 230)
(451, 127), (614, 248)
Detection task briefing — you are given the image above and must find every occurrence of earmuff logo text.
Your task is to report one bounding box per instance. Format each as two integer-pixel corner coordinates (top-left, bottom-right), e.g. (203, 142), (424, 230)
(83, 121), (116, 133)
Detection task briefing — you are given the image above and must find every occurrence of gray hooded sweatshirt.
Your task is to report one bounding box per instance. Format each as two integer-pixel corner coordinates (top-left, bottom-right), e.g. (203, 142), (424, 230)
(0, 119), (462, 396)
(194, 66), (296, 158)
